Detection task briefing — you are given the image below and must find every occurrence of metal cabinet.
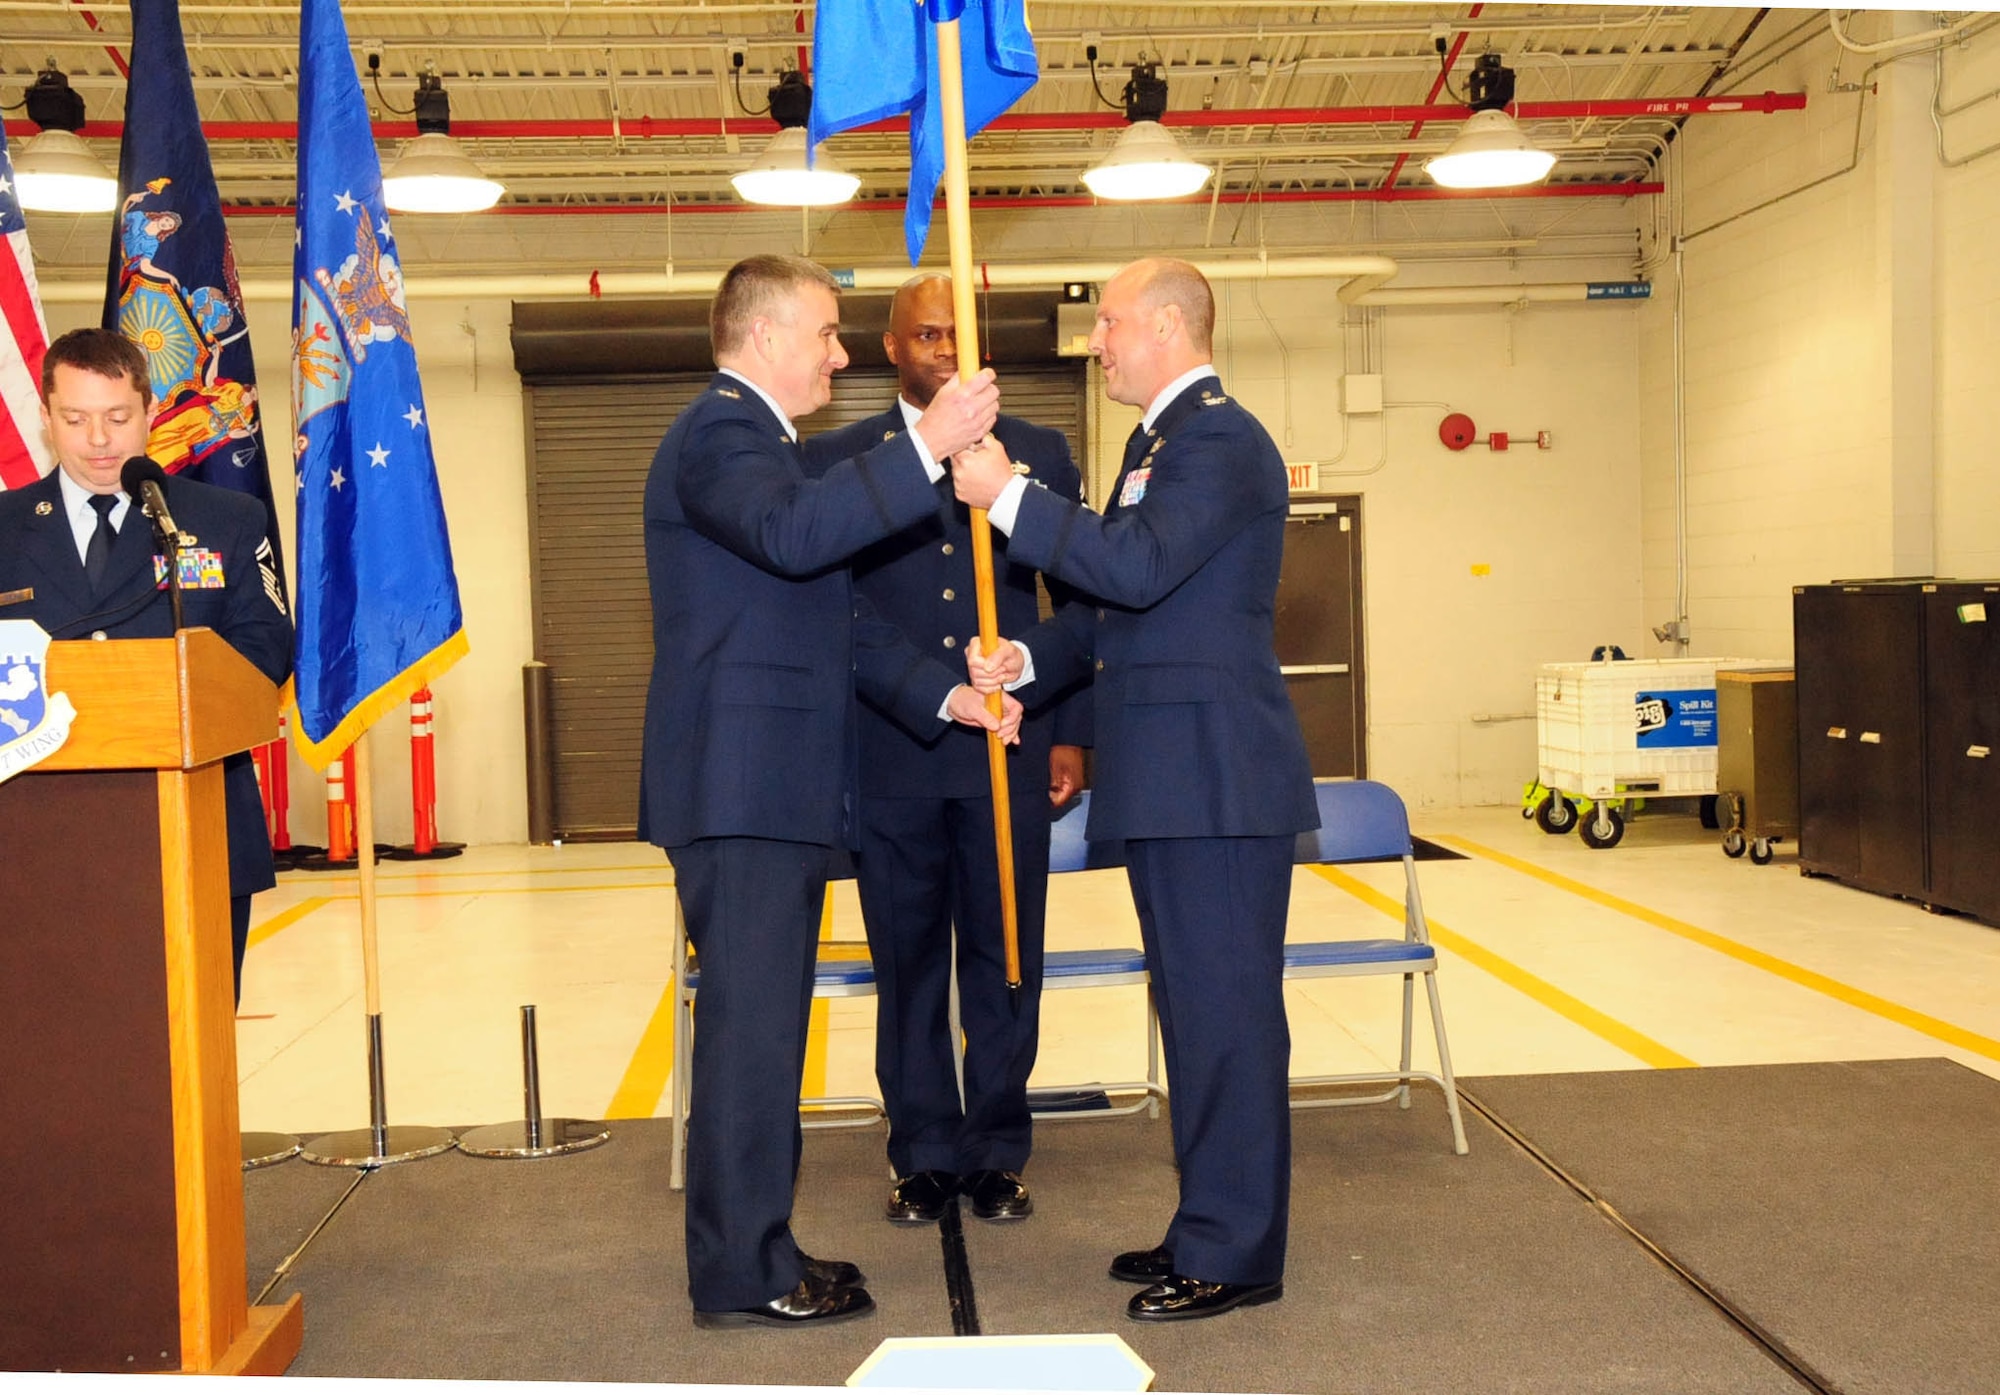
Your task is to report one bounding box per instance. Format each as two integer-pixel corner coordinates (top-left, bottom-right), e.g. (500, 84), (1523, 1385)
(1794, 580), (2000, 924)
(1925, 583), (2000, 923)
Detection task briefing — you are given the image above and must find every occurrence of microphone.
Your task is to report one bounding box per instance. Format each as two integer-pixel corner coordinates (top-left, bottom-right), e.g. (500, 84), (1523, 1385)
(121, 456), (187, 545)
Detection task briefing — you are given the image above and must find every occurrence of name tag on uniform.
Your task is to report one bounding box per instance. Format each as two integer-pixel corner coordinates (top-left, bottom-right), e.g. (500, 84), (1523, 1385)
(1118, 467), (1152, 507)
(155, 549), (226, 590)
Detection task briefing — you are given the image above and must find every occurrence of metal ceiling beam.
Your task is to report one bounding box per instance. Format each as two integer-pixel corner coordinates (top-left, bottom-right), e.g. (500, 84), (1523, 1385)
(1, 93), (1804, 144)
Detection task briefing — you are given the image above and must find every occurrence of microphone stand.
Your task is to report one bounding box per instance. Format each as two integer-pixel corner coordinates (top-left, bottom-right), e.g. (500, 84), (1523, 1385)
(142, 501), (189, 633)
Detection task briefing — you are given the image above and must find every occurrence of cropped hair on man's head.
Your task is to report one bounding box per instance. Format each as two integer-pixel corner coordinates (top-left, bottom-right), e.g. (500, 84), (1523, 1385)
(710, 255), (843, 359)
(1136, 258), (1215, 355)
(40, 327), (153, 407)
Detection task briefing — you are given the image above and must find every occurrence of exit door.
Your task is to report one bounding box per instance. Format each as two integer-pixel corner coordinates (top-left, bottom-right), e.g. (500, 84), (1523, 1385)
(1275, 498), (1366, 778)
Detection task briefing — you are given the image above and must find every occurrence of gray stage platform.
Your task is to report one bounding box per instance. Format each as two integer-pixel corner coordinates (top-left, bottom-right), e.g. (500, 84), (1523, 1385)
(239, 1058), (2000, 1393)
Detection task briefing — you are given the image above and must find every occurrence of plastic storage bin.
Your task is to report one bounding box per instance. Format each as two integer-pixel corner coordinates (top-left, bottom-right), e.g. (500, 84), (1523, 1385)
(1534, 657), (1758, 849)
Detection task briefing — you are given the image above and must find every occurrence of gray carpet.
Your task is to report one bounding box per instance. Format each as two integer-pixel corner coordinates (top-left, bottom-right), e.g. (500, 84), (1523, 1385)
(966, 1097), (1800, 1394)
(1464, 1058), (2000, 1395)
(238, 1063), (1994, 1391)
(243, 1152), (360, 1304)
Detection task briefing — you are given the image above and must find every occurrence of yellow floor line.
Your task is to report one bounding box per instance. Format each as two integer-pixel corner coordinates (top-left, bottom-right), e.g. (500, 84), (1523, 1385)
(245, 896), (334, 949)
(281, 861), (671, 884)
(606, 978), (679, 1120)
(1443, 835), (2000, 1064)
(606, 889), (845, 1124)
(260, 880), (677, 904)
(1310, 865), (1697, 1070)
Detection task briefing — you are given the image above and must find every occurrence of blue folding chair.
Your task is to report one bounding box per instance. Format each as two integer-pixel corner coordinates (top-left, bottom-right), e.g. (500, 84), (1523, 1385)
(1287, 779), (1468, 1154)
(1044, 779), (1468, 1155)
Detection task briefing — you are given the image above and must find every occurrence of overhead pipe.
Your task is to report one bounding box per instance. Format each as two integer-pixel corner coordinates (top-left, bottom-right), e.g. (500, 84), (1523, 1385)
(1345, 281), (1652, 306)
(0, 94), (1806, 146)
(1383, 0), (1484, 192)
(44, 253), (1399, 304)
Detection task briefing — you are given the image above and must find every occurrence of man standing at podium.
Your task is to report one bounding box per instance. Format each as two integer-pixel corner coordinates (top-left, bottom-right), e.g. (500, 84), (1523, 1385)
(0, 327), (293, 1004)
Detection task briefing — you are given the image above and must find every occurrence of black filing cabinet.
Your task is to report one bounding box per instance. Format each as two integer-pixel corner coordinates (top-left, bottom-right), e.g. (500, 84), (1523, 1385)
(1794, 583), (1929, 900)
(1925, 583), (2000, 923)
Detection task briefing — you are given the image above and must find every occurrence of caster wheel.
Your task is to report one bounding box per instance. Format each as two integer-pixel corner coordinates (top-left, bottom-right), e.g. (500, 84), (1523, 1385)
(1579, 806), (1626, 849)
(1722, 829), (1747, 858)
(1749, 839), (1774, 866)
(1535, 793), (1578, 835)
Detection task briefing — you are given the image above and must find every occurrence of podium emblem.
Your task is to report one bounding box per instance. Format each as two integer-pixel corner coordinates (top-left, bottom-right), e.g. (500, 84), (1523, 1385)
(0, 621), (76, 785)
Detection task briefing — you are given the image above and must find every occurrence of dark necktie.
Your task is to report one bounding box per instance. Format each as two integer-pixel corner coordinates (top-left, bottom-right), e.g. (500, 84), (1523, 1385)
(83, 493), (120, 592)
(1122, 423), (1151, 475)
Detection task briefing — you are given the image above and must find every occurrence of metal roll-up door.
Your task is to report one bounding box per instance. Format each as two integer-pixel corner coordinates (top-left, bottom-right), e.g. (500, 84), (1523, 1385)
(525, 363), (1086, 840)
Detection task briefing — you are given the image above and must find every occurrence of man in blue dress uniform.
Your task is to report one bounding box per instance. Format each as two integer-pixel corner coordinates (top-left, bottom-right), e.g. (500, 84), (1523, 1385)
(954, 258), (1318, 1322)
(803, 275), (1090, 1227)
(0, 328), (292, 1006)
(639, 255), (1019, 1328)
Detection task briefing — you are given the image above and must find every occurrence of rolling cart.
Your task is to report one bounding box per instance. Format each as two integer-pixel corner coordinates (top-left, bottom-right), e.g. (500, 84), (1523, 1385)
(1715, 666), (1798, 865)
(1534, 657), (1758, 849)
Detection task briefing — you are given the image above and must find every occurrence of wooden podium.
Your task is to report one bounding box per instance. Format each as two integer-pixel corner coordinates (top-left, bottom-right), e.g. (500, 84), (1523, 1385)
(0, 630), (303, 1375)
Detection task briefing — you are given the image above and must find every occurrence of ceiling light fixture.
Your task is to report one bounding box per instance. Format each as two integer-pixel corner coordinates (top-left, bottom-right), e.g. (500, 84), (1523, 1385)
(1081, 61), (1212, 202)
(379, 63), (505, 213)
(11, 60), (118, 213)
(1423, 53), (1555, 191)
(730, 69), (859, 207)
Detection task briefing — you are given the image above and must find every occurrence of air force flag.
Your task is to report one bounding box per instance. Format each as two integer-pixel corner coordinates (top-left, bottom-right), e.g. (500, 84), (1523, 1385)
(290, 0), (467, 769)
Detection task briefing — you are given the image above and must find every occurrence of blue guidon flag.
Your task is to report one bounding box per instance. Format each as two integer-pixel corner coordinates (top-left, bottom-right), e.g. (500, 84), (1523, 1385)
(808, 0), (1038, 264)
(290, 0), (466, 769)
(105, 0), (286, 597)
(0, 619), (75, 785)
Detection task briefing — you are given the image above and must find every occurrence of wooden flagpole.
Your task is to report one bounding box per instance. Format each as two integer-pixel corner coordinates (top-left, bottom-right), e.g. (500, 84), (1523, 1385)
(298, 727), (455, 1166)
(933, 17), (1022, 1005)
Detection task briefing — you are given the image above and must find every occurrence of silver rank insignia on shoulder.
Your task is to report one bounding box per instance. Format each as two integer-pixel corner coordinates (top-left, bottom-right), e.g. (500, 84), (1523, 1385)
(715, 386), (741, 400)
(1199, 391), (1230, 406)
(35, 501), (53, 516)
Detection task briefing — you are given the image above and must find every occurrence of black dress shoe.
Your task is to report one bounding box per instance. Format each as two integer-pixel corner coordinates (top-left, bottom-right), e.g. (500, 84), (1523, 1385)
(1127, 1274), (1283, 1322)
(1109, 1245), (1174, 1284)
(691, 1274), (875, 1329)
(964, 1169), (1033, 1221)
(885, 1169), (959, 1223)
(801, 1254), (865, 1287)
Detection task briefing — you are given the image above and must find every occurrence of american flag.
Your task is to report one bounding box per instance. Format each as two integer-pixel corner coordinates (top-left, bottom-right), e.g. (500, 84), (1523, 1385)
(0, 124), (52, 490)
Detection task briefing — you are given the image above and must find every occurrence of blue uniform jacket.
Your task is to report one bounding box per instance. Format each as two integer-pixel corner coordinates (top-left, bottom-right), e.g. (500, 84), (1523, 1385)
(1007, 376), (1318, 842)
(638, 374), (948, 849)
(802, 407), (1090, 800)
(0, 470), (294, 895)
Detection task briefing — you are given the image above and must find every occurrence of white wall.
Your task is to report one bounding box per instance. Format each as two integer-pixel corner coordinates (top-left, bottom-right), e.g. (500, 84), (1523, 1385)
(1641, 12), (2000, 665)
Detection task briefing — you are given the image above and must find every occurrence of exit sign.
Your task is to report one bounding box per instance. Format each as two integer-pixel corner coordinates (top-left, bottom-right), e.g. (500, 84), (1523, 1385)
(1286, 460), (1319, 492)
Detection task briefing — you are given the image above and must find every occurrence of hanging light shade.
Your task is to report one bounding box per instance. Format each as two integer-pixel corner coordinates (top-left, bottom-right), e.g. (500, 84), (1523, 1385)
(1422, 53), (1555, 191)
(1423, 109), (1555, 190)
(379, 69), (505, 213)
(1082, 120), (1213, 201)
(12, 63), (117, 213)
(732, 126), (861, 207)
(1080, 61), (1212, 202)
(382, 132), (505, 213)
(731, 71), (859, 207)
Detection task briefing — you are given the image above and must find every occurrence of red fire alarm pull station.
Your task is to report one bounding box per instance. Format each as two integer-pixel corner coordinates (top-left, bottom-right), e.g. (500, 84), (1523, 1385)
(1439, 412), (1477, 450)
(1489, 431), (1509, 451)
